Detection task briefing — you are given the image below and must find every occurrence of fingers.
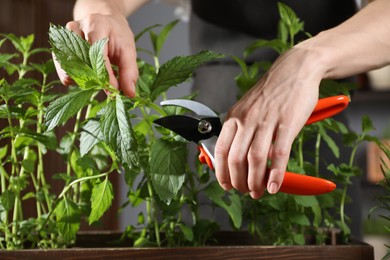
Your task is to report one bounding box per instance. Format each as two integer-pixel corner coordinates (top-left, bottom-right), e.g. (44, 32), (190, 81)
(116, 39), (138, 97)
(53, 15), (139, 97)
(247, 124), (274, 199)
(266, 125), (293, 194)
(215, 119), (293, 198)
(214, 120), (235, 191)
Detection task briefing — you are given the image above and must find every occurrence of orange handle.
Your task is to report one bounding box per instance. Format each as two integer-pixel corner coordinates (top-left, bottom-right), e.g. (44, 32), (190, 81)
(279, 172), (336, 195)
(198, 146), (336, 195)
(197, 96), (347, 195)
(305, 95), (349, 125)
(198, 146), (214, 169)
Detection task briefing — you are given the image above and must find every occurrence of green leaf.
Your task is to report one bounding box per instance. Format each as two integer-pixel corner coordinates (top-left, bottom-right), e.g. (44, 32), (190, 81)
(293, 195), (319, 207)
(0, 145), (7, 160)
(150, 139), (186, 204)
(361, 115), (375, 134)
(277, 2), (304, 39)
(150, 20), (179, 57)
(80, 118), (103, 156)
(1, 33), (34, 53)
(55, 197), (81, 243)
(318, 123), (340, 159)
(244, 39), (287, 57)
(45, 89), (95, 131)
(99, 96), (139, 168)
(150, 50), (224, 101)
(89, 178), (114, 224)
(179, 223), (194, 242)
(293, 233), (305, 245)
(204, 181), (243, 229)
(267, 193), (287, 210)
(135, 24), (161, 42)
(89, 38), (109, 82)
(49, 24), (98, 88)
(289, 212), (310, 226)
(1, 190), (15, 211)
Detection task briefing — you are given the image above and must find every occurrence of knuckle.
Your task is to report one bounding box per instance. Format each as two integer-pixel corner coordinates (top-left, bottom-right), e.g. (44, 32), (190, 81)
(227, 150), (245, 167)
(272, 147), (289, 159)
(214, 142), (229, 159)
(247, 148), (266, 164)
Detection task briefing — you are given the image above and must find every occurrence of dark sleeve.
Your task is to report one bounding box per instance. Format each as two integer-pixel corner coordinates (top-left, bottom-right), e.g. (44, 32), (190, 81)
(191, 0), (357, 39)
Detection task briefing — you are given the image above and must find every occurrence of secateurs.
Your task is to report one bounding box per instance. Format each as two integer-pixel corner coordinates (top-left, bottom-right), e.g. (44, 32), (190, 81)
(154, 95), (350, 195)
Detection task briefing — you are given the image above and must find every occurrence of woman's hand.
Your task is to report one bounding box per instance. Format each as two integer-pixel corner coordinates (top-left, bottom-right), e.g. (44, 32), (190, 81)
(214, 46), (322, 199)
(53, 13), (139, 97)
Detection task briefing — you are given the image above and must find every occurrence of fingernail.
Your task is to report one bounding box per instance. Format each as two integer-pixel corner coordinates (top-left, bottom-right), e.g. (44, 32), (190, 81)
(268, 182), (278, 194)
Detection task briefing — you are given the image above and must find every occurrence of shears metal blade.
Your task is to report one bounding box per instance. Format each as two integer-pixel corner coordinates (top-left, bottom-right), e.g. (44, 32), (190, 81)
(154, 95), (350, 195)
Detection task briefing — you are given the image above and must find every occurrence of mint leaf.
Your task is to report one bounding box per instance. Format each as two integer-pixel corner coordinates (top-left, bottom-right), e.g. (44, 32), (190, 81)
(89, 178), (114, 224)
(80, 118), (103, 156)
(49, 24), (98, 88)
(204, 181), (242, 229)
(45, 89), (95, 131)
(150, 50), (224, 101)
(89, 38), (109, 82)
(99, 95), (139, 168)
(278, 2), (304, 38)
(289, 212), (310, 226)
(150, 139), (186, 204)
(150, 20), (179, 57)
(55, 197), (81, 243)
(1, 190), (15, 211)
(293, 195), (319, 207)
(244, 39), (287, 57)
(1, 34), (34, 53)
(318, 123), (340, 159)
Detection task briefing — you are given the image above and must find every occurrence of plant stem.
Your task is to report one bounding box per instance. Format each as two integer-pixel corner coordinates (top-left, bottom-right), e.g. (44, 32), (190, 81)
(153, 56), (160, 72)
(41, 171), (110, 233)
(340, 143), (359, 235)
(36, 73), (52, 216)
(314, 133), (321, 177)
(297, 133), (304, 168)
(146, 177), (161, 247)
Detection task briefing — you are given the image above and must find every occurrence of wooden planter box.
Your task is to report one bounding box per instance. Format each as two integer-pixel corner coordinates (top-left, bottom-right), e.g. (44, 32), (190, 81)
(0, 231), (374, 260)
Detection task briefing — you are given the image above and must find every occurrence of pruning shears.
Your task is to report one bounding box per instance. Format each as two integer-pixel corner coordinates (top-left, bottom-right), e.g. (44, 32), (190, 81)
(154, 95), (350, 195)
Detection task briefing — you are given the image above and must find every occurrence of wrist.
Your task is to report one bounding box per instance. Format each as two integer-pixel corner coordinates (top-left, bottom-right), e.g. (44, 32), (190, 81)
(73, 0), (126, 20)
(290, 37), (331, 82)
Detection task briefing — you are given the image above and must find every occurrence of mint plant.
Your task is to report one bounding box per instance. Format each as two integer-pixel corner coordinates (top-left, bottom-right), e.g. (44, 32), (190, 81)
(369, 142), (390, 259)
(47, 21), (244, 247)
(234, 3), (377, 245)
(0, 19), (235, 249)
(0, 34), (61, 249)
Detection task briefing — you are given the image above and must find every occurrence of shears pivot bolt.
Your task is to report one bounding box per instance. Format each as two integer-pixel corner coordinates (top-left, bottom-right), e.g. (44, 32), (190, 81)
(198, 119), (212, 134)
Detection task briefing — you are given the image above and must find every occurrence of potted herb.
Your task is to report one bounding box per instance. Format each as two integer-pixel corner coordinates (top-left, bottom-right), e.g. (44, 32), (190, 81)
(0, 3), (376, 259)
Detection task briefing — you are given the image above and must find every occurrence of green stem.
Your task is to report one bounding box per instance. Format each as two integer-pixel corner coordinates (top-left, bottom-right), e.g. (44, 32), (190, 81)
(41, 171), (110, 233)
(0, 165), (10, 246)
(297, 133), (304, 168)
(37, 73), (53, 213)
(29, 172), (42, 217)
(5, 100), (19, 176)
(340, 143), (359, 235)
(146, 180), (161, 247)
(314, 133), (321, 177)
(58, 172), (109, 199)
(137, 97), (167, 116)
(153, 56), (160, 72)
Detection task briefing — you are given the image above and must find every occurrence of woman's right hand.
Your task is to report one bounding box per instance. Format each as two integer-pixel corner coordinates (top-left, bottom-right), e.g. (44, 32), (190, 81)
(53, 13), (139, 97)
